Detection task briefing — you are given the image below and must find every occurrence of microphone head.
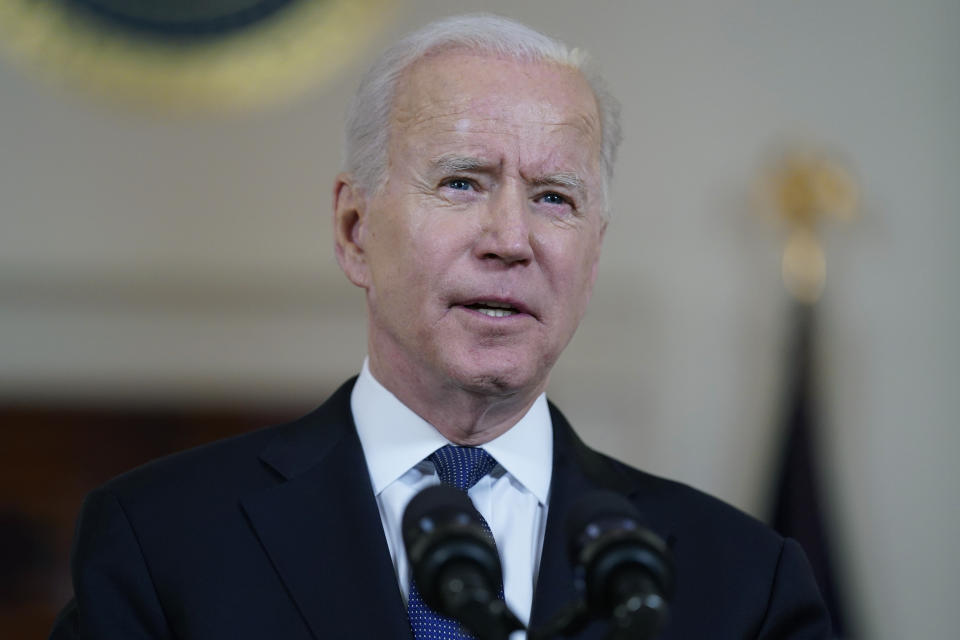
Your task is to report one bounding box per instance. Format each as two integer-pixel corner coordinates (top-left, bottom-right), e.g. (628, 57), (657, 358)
(566, 491), (674, 619)
(402, 485), (503, 615)
(565, 490), (645, 556)
(402, 484), (479, 538)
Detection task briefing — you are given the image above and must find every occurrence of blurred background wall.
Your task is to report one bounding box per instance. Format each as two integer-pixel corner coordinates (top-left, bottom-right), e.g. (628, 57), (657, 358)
(1, 1), (957, 638)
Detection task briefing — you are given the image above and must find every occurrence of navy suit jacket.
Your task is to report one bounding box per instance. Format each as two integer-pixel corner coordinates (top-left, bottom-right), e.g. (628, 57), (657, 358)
(51, 379), (830, 639)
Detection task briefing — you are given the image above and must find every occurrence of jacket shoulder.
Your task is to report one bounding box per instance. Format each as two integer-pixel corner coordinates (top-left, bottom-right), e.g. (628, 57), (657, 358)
(99, 378), (357, 507)
(602, 452), (782, 548)
(100, 421), (285, 504)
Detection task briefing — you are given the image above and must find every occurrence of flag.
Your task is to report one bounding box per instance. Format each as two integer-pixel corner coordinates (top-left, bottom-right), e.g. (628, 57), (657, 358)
(769, 302), (852, 637)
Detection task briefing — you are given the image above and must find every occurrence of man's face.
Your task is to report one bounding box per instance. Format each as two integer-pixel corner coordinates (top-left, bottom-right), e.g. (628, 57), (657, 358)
(338, 51), (606, 400)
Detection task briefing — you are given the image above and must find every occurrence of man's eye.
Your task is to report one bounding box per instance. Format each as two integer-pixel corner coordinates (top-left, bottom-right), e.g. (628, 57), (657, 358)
(443, 179), (473, 191)
(538, 192), (570, 206)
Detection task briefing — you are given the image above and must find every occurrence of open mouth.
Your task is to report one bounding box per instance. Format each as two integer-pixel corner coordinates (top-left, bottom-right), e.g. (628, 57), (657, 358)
(464, 301), (520, 318)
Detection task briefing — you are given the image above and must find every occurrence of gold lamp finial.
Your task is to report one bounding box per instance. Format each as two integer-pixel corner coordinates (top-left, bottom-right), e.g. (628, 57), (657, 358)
(758, 146), (859, 304)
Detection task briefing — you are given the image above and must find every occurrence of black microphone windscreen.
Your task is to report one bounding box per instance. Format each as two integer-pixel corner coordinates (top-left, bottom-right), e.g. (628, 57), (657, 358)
(565, 491), (643, 562)
(402, 484), (481, 546)
(401, 484), (514, 636)
(565, 491), (642, 532)
(565, 490), (674, 602)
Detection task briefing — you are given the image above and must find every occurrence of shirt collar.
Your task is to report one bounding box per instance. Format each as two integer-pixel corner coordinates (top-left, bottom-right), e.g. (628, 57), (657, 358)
(351, 358), (553, 505)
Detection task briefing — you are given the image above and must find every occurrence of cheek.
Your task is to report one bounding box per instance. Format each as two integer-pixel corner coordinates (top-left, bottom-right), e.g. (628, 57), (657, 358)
(538, 229), (600, 282)
(368, 231), (445, 309)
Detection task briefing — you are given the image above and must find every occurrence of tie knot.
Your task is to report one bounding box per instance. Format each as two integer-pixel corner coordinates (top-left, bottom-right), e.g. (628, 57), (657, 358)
(429, 445), (497, 491)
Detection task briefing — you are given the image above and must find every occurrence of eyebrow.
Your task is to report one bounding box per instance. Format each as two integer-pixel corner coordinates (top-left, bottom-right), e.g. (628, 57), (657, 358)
(431, 155), (490, 174)
(530, 172), (586, 194)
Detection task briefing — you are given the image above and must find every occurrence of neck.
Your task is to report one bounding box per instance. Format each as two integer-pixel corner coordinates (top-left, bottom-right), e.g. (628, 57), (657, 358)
(367, 352), (545, 446)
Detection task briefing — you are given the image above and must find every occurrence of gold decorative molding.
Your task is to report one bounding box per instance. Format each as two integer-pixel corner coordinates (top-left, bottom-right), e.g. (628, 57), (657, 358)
(0, 0), (393, 114)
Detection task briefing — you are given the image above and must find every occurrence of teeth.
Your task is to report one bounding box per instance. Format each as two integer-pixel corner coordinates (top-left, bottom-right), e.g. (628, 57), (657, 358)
(477, 308), (517, 318)
(466, 301), (520, 317)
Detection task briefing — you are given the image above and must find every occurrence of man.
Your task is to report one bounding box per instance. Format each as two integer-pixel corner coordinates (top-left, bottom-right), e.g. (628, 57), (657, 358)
(51, 14), (830, 640)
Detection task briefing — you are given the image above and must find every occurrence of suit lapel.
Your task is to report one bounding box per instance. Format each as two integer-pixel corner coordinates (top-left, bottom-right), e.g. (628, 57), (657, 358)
(530, 404), (673, 639)
(240, 380), (411, 640)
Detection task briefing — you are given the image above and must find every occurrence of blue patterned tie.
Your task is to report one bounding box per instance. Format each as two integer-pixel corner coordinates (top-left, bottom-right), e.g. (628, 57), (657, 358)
(407, 445), (502, 639)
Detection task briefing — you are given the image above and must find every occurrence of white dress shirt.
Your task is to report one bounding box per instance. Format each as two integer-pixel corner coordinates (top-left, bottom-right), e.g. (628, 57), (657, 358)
(351, 359), (553, 630)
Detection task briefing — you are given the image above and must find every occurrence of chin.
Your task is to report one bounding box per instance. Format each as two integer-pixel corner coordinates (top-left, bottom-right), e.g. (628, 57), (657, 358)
(447, 357), (545, 398)
(461, 373), (522, 396)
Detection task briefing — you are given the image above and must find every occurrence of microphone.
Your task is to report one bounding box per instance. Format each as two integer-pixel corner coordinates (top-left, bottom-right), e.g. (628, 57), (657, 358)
(402, 485), (523, 640)
(566, 491), (674, 640)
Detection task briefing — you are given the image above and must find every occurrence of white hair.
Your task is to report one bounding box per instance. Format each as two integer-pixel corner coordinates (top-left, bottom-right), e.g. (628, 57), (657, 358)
(343, 13), (622, 209)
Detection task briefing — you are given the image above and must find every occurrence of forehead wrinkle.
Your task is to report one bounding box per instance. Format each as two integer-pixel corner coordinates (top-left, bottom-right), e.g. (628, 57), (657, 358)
(391, 93), (474, 135)
(401, 95), (597, 138)
(395, 88), (599, 145)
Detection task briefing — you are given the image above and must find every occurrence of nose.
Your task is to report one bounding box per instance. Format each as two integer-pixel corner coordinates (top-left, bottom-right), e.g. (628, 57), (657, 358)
(474, 184), (534, 266)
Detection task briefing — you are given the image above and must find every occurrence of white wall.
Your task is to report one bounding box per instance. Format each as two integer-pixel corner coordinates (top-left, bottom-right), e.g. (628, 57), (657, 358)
(2, 1), (957, 637)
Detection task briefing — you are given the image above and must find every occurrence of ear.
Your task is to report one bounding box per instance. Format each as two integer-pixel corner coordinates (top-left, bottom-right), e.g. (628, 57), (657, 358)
(333, 173), (371, 289)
